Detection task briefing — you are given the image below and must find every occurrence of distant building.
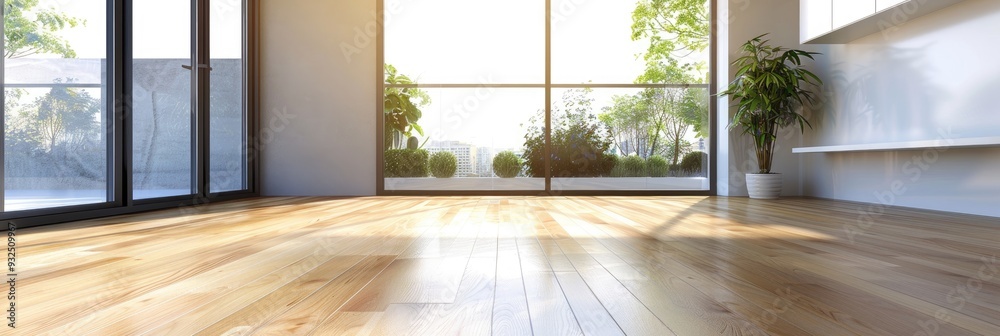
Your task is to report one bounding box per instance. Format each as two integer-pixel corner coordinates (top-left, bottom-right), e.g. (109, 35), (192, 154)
(426, 140), (478, 177)
(476, 147), (495, 177)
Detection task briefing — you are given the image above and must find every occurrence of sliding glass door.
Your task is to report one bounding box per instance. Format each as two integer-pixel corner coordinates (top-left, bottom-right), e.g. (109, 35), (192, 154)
(209, 0), (247, 193)
(132, 0), (194, 199)
(130, 0), (250, 201)
(3, 0), (111, 211)
(1, 0), (253, 224)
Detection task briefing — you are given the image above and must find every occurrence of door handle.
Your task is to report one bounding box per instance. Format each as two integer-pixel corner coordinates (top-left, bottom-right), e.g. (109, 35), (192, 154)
(181, 64), (213, 71)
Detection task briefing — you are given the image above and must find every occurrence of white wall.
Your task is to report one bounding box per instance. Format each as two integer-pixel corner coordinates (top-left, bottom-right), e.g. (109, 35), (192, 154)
(722, 0), (1000, 217)
(260, 0), (377, 196)
(800, 0), (1000, 217)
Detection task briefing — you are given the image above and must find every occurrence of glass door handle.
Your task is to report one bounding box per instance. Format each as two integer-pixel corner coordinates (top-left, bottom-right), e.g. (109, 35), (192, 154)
(181, 64), (214, 71)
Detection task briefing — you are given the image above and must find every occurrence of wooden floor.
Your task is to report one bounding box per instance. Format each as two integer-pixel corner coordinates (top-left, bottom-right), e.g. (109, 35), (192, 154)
(17, 196), (1000, 335)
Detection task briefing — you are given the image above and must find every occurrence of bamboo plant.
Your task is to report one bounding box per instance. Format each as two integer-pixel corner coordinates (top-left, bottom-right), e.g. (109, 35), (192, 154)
(719, 34), (822, 174)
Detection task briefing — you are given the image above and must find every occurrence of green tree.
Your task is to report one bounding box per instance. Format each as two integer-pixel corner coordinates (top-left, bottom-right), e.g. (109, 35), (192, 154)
(644, 87), (689, 165)
(600, 76), (705, 164)
(599, 93), (659, 157)
(4, 0), (84, 58)
(3, 1), (101, 186)
(679, 85), (709, 138)
(30, 79), (101, 152)
(5, 81), (104, 184)
(631, 0), (711, 144)
(631, 0), (709, 80)
(4, 0), (85, 148)
(3, 89), (41, 153)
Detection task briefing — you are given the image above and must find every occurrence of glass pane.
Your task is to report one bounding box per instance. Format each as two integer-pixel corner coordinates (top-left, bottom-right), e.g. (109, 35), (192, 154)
(552, 0), (710, 84)
(132, 0), (193, 199)
(549, 88), (710, 191)
(209, 0), (246, 193)
(383, 87), (545, 191)
(385, 0), (544, 84)
(3, 0), (109, 211)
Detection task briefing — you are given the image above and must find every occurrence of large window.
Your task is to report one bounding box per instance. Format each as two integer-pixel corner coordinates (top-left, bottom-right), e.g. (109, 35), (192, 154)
(3, 0), (110, 211)
(2, 0), (254, 224)
(381, 0), (714, 193)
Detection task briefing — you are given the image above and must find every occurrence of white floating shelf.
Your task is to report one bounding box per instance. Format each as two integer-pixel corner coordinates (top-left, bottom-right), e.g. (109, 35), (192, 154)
(804, 0), (968, 44)
(793, 136), (1000, 154)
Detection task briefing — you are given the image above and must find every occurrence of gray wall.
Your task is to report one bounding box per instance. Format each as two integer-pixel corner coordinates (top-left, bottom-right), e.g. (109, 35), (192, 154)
(260, 0), (377, 196)
(800, 0), (1000, 217)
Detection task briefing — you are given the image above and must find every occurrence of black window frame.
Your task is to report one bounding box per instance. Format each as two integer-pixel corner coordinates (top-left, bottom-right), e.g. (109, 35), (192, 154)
(375, 0), (719, 196)
(0, 0), (260, 228)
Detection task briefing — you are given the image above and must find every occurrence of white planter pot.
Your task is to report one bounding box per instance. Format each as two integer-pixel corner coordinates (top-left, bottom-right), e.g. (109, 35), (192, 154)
(746, 173), (783, 199)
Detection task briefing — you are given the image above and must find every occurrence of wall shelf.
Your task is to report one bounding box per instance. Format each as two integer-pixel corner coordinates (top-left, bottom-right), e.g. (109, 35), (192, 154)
(793, 136), (1000, 153)
(803, 0), (967, 44)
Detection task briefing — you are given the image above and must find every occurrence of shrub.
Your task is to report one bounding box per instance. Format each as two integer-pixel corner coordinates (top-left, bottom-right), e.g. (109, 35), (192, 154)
(680, 151), (707, 175)
(492, 151), (522, 178)
(428, 151), (457, 178)
(523, 89), (615, 178)
(646, 155), (669, 177)
(668, 164), (681, 176)
(384, 149), (429, 177)
(602, 154), (619, 177)
(611, 155), (646, 177)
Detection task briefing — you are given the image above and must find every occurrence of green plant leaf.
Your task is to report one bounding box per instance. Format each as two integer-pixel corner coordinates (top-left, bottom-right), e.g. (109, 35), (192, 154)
(410, 123), (424, 137)
(716, 33), (823, 172)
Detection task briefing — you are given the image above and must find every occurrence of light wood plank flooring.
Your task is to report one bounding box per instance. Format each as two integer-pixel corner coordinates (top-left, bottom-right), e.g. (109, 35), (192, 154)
(16, 196), (1000, 335)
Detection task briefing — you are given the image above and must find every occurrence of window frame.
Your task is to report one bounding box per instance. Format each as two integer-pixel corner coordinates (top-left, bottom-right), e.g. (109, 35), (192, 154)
(376, 0), (718, 196)
(0, 0), (260, 228)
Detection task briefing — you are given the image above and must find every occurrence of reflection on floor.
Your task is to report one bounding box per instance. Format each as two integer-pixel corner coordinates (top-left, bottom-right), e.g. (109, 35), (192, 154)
(18, 196), (1000, 335)
(5, 189), (192, 211)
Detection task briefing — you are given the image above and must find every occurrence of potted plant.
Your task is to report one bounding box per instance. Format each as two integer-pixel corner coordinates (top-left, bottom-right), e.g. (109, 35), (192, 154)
(384, 64), (429, 149)
(719, 34), (822, 199)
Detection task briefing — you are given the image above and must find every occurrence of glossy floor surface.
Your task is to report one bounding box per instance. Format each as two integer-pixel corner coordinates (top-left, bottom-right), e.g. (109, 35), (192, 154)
(18, 197), (1000, 335)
